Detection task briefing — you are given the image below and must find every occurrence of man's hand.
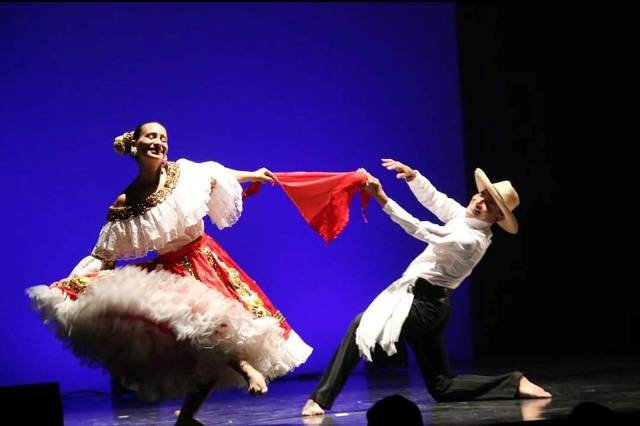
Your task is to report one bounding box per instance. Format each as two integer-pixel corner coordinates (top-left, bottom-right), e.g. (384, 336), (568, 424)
(381, 158), (416, 182)
(356, 168), (381, 193)
(357, 168), (389, 206)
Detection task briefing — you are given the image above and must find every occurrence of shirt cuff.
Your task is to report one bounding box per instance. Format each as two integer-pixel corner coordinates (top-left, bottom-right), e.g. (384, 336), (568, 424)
(407, 171), (428, 190)
(382, 198), (400, 215)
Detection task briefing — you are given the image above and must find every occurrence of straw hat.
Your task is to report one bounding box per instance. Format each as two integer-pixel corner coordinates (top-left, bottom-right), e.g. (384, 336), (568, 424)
(474, 168), (520, 234)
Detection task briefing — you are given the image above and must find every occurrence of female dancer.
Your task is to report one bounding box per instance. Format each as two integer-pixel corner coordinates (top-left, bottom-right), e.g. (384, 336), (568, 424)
(27, 121), (312, 425)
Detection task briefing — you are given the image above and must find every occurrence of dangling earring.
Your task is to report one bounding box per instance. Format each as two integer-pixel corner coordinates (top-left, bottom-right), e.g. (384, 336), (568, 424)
(129, 146), (138, 157)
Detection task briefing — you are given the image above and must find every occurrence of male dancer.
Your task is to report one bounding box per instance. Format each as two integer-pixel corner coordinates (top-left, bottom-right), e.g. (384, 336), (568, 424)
(302, 159), (550, 416)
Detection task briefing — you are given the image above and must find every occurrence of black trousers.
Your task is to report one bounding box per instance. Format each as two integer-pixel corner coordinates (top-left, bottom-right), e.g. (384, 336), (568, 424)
(311, 280), (522, 408)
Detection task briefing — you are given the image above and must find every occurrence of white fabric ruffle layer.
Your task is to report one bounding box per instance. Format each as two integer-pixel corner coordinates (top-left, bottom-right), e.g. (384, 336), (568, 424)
(26, 265), (312, 401)
(92, 159), (243, 261)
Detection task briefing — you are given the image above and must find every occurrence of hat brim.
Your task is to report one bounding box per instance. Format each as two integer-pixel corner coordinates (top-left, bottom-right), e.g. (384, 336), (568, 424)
(474, 168), (519, 234)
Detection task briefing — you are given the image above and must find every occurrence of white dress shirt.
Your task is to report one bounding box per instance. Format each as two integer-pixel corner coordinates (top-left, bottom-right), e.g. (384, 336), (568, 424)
(355, 171), (494, 361)
(385, 171), (493, 290)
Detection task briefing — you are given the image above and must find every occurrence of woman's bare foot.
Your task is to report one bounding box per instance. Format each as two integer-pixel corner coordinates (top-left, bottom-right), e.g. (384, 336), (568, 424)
(518, 376), (552, 398)
(174, 412), (204, 426)
(301, 399), (325, 416)
(239, 360), (268, 395)
(174, 381), (214, 426)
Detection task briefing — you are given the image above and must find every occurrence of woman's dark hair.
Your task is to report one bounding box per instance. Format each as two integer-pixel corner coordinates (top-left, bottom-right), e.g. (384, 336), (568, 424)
(133, 121), (166, 140)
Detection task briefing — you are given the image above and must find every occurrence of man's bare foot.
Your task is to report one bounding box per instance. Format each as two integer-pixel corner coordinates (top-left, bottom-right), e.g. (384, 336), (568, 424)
(520, 398), (551, 421)
(239, 360), (268, 395)
(301, 399), (325, 416)
(518, 376), (552, 398)
(302, 416), (328, 425)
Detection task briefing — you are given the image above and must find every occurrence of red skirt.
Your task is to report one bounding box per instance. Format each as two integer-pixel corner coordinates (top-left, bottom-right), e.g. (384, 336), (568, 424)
(149, 234), (292, 339)
(27, 233), (312, 401)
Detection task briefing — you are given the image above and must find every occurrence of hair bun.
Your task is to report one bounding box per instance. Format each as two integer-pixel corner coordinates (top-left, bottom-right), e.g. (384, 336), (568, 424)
(113, 131), (134, 154)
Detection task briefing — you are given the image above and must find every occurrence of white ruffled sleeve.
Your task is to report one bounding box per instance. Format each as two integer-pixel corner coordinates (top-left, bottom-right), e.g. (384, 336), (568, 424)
(70, 222), (118, 276)
(202, 161), (243, 229)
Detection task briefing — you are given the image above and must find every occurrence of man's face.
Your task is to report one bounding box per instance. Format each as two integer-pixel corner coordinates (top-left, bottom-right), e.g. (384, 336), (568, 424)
(466, 189), (504, 223)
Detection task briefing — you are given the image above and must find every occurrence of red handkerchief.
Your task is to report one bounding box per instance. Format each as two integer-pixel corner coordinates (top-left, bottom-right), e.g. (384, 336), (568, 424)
(243, 172), (370, 243)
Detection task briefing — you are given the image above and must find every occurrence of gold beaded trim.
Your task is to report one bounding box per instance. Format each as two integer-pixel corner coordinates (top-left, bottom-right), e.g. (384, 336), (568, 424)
(51, 271), (112, 296)
(200, 247), (273, 320)
(273, 310), (286, 326)
(178, 257), (197, 279)
(201, 247), (223, 278)
(107, 162), (180, 222)
(53, 275), (94, 294)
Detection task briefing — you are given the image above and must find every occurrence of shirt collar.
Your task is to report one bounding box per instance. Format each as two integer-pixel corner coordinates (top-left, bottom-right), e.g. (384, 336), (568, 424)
(464, 216), (493, 231)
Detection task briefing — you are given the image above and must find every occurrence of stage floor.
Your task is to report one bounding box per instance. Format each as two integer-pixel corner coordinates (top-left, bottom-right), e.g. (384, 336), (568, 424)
(62, 354), (640, 425)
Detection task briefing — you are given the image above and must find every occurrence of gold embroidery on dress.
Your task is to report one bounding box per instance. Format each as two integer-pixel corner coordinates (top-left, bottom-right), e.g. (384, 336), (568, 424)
(178, 257), (197, 279)
(273, 310), (286, 325)
(52, 276), (93, 294)
(107, 162), (180, 222)
(200, 247), (222, 277)
(200, 247), (273, 319)
(51, 272), (111, 295)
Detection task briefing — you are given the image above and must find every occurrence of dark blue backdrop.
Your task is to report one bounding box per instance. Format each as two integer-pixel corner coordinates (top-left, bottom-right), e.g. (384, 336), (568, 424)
(1, 3), (469, 394)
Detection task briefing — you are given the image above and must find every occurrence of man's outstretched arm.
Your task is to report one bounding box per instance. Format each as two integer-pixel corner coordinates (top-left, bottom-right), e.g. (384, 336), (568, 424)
(357, 168), (454, 246)
(381, 158), (465, 223)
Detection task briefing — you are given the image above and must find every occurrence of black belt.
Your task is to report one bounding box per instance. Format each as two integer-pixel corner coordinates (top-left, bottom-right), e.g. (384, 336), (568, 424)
(413, 277), (451, 303)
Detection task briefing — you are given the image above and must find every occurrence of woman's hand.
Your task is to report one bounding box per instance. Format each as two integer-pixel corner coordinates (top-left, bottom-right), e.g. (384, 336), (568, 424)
(229, 167), (277, 184)
(251, 167), (277, 183)
(381, 158), (416, 182)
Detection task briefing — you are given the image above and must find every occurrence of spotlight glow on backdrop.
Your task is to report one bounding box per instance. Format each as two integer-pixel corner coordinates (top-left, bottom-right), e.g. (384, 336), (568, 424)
(1, 3), (468, 394)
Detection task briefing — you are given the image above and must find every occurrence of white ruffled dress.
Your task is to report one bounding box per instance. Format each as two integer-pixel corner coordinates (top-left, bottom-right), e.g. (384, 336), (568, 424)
(26, 158), (312, 401)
